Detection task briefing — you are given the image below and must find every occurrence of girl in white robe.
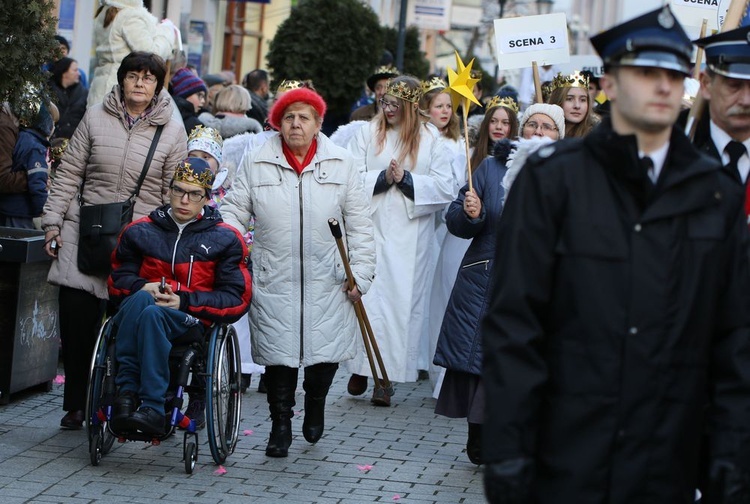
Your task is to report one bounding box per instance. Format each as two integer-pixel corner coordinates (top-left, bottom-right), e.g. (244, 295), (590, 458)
(344, 76), (454, 404)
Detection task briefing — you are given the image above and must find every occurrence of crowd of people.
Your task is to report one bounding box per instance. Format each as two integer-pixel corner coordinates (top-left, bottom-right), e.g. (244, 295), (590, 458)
(4, 3), (750, 502)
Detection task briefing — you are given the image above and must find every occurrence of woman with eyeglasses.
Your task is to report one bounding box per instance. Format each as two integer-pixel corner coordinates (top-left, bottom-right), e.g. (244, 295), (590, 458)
(519, 103), (565, 140)
(344, 75), (454, 405)
(42, 51), (187, 430)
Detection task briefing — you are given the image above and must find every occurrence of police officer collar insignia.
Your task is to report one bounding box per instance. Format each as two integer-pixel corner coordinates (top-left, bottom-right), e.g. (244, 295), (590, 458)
(658, 8), (674, 29)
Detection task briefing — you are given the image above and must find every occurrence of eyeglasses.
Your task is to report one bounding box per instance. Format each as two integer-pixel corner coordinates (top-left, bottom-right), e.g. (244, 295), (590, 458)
(170, 186), (206, 202)
(124, 72), (157, 85)
(379, 99), (400, 111)
(524, 121), (558, 132)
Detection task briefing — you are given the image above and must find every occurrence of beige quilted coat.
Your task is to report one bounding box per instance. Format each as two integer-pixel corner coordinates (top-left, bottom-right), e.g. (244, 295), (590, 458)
(41, 87), (187, 299)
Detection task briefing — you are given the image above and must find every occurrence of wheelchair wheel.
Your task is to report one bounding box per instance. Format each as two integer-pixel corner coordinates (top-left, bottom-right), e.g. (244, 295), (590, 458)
(85, 318), (116, 461)
(184, 441), (197, 474)
(206, 324), (242, 464)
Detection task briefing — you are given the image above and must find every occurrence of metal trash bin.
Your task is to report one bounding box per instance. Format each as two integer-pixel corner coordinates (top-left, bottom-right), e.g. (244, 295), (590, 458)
(0, 227), (60, 404)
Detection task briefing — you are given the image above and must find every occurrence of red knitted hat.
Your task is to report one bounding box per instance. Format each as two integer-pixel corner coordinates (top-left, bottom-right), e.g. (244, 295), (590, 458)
(269, 87), (327, 130)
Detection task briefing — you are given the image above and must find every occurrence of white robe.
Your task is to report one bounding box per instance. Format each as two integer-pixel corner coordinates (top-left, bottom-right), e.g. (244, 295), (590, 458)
(344, 122), (454, 383)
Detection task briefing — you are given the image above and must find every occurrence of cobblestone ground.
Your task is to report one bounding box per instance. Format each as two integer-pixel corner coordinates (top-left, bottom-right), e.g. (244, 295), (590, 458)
(0, 370), (485, 504)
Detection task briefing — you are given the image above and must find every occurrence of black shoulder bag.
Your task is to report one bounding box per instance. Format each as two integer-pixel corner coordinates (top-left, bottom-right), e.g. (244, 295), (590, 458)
(77, 125), (164, 275)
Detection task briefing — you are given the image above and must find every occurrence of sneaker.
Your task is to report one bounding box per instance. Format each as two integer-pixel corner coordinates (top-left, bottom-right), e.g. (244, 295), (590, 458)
(127, 407), (165, 435)
(184, 398), (206, 429)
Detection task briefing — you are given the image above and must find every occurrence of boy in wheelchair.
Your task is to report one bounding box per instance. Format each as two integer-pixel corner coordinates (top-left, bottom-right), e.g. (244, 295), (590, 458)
(107, 157), (251, 435)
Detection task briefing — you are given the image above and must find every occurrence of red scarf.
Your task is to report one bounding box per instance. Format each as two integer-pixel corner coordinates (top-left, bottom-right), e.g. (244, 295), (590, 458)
(282, 138), (317, 175)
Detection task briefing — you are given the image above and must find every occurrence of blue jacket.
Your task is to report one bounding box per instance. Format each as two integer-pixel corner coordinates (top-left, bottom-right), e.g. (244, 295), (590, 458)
(109, 204), (252, 325)
(0, 129), (49, 218)
(433, 145), (508, 376)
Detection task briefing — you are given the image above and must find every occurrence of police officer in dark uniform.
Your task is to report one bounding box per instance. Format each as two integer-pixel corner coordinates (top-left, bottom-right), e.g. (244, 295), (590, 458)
(481, 6), (750, 504)
(694, 26), (750, 187)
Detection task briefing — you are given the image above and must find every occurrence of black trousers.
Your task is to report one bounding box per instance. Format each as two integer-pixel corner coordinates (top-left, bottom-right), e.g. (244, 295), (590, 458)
(58, 286), (106, 412)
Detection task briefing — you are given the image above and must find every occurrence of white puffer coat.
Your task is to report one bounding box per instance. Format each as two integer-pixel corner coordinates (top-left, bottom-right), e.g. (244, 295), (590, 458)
(220, 133), (376, 368)
(42, 87), (187, 299)
(87, 0), (175, 107)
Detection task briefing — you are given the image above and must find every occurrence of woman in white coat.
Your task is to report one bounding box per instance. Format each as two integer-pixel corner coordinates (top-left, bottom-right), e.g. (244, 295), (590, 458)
(87, 0), (176, 107)
(345, 75), (454, 406)
(220, 88), (375, 458)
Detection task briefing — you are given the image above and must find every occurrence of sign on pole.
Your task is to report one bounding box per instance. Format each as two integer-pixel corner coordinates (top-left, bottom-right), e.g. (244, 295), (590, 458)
(494, 13), (570, 70)
(407, 0), (452, 31)
(670, 0), (720, 30)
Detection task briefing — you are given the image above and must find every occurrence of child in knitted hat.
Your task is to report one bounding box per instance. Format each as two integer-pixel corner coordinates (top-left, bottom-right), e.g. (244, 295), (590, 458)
(186, 125), (227, 203)
(170, 68), (208, 135)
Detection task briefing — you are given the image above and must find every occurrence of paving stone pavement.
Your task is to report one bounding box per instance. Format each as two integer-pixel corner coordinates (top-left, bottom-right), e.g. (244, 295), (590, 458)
(0, 372), (486, 503)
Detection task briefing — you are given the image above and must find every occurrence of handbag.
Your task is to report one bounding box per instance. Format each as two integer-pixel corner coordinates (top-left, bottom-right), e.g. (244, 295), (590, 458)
(77, 125), (164, 275)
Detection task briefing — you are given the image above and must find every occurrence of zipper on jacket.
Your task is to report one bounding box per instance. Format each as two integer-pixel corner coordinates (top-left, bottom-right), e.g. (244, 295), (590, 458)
(462, 259), (490, 270)
(171, 229), (183, 277)
(298, 175), (305, 363)
(187, 254), (194, 287)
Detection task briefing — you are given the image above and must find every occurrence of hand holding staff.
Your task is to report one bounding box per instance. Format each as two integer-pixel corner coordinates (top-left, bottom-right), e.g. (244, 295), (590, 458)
(328, 218), (393, 403)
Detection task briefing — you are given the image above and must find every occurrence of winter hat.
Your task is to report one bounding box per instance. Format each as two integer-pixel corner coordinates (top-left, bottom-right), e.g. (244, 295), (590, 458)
(202, 74), (229, 87)
(187, 126), (223, 165)
(269, 87), (327, 130)
(51, 57), (75, 87)
(170, 68), (208, 99)
(173, 157), (215, 190)
(520, 103), (565, 139)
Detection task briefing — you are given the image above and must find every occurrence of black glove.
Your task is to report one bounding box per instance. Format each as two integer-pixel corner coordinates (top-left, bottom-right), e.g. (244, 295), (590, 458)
(706, 459), (750, 504)
(484, 457), (534, 504)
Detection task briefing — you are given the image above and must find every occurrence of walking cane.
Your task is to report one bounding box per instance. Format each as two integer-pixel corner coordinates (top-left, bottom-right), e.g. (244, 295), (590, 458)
(328, 218), (394, 402)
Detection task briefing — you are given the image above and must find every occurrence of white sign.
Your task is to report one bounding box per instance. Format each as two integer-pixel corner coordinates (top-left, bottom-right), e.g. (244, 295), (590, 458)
(671, 0), (720, 30)
(556, 55), (605, 78)
(494, 13), (570, 70)
(407, 0), (452, 31)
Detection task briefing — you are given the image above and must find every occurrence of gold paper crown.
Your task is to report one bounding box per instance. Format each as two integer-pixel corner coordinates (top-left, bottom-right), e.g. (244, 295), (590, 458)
(421, 76), (447, 95)
(386, 79), (422, 103)
(187, 125), (223, 147)
(548, 71), (589, 93)
(174, 159), (214, 190)
(486, 96), (519, 115)
(372, 65), (400, 77)
(276, 79), (315, 94)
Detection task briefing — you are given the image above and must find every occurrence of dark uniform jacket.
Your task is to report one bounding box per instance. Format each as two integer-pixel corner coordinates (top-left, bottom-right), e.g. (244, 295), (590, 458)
(482, 118), (750, 504)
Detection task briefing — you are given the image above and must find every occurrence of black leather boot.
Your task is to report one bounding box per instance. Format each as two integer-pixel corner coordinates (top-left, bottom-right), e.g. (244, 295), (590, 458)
(302, 363), (338, 444)
(467, 422), (482, 465)
(265, 366), (298, 458)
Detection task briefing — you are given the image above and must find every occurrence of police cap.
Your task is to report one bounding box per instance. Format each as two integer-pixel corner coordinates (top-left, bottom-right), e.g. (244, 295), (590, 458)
(590, 6), (692, 76)
(694, 25), (750, 80)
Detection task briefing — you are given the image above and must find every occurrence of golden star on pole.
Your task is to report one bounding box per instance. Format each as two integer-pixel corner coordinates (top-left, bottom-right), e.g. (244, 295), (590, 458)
(446, 51), (481, 113)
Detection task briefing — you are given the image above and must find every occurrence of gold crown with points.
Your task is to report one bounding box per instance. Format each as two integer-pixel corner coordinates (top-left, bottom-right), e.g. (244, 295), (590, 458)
(421, 76), (447, 95)
(386, 79), (422, 103)
(486, 96), (519, 114)
(548, 71), (590, 92)
(174, 159), (214, 189)
(276, 79), (315, 94)
(187, 125), (223, 146)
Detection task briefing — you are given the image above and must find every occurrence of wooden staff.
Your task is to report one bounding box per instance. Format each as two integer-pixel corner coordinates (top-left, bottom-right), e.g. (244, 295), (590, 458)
(462, 103), (473, 193)
(532, 61), (543, 103)
(687, 0), (750, 139)
(692, 19), (709, 81)
(327, 218), (393, 399)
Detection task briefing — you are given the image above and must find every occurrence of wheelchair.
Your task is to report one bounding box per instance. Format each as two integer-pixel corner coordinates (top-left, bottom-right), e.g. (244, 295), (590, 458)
(85, 316), (242, 473)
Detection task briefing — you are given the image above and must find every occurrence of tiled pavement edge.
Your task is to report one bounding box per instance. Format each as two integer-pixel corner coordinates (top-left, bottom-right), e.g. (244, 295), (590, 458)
(0, 371), (485, 503)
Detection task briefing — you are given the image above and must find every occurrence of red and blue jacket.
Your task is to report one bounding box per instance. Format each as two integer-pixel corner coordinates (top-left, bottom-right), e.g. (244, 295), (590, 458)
(108, 204), (251, 325)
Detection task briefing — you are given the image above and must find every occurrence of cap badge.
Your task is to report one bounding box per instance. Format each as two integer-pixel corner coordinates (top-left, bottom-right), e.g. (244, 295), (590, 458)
(658, 8), (674, 29)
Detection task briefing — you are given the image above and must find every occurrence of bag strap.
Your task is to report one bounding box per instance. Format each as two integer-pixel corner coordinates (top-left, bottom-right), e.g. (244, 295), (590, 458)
(80, 124), (165, 205)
